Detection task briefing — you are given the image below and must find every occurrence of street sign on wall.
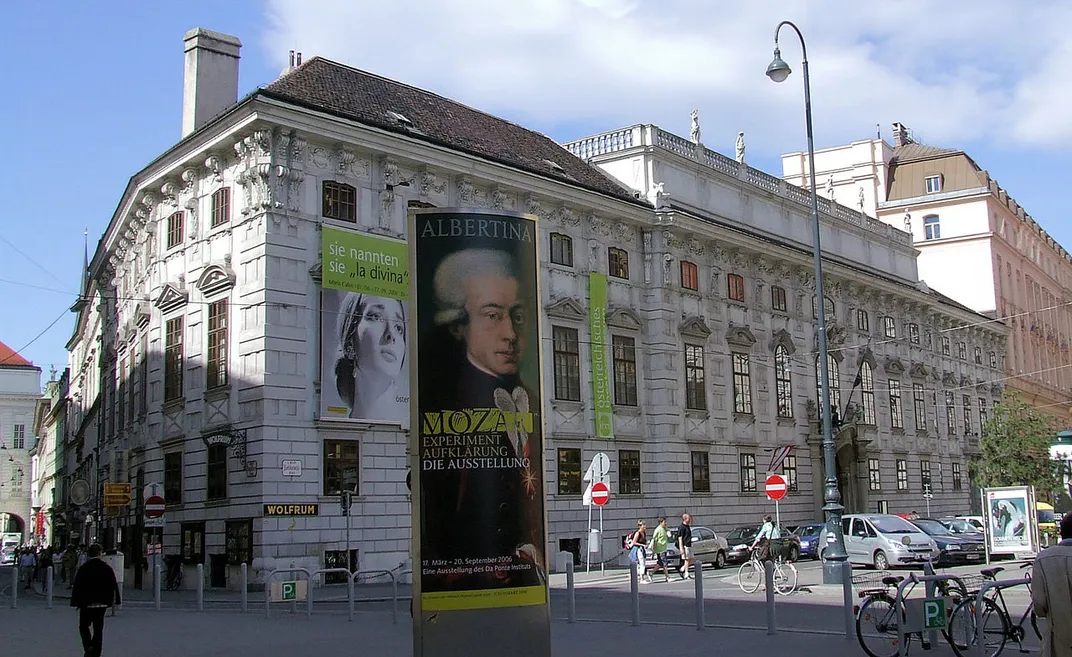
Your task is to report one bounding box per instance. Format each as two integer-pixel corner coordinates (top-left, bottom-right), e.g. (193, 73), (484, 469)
(103, 483), (132, 507)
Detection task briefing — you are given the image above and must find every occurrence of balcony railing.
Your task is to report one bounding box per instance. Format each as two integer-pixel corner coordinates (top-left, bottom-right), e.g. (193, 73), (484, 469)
(563, 125), (913, 247)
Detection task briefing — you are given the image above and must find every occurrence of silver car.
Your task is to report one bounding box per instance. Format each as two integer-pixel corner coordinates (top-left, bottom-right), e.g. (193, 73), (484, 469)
(645, 525), (730, 571)
(841, 514), (939, 570)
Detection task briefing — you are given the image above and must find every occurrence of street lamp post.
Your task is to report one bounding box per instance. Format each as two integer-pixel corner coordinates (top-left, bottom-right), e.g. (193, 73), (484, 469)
(766, 20), (849, 584)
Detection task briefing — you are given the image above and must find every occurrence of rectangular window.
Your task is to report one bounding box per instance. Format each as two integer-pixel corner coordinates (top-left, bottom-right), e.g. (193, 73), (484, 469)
(774, 346), (793, 418)
(952, 462), (963, 490)
(167, 211), (184, 249)
(225, 519), (253, 566)
(206, 444), (228, 501)
(557, 448), (582, 495)
(958, 342), (967, 360)
(896, 459), (909, 491)
(732, 353), (753, 414)
(989, 351), (998, 368)
(782, 454), (798, 491)
(211, 187), (231, 228)
(680, 261), (699, 291)
(739, 453), (757, 492)
(138, 333), (148, 416)
(857, 309), (870, 332)
(552, 326), (581, 401)
(868, 458), (881, 491)
(549, 232), (573, 267)
(925, 175), (942, 194)
(945, 391), (957, 435)
(770, 286), (787, 312)
(941, 336), (951, 356)
(117, 355), (126, 430)
(164, 451), (182, 505)
(684, 344), (706, 410)
(979, 398), (989, 428)
(322, 181), (357, 222)
(963, 395), (973, 434)
(181, 522), (206, 564)
(206, 299), (228, 389)
(324, 439), (360, 495)
(690, 451), (710, 493)
(608, 247), (629, 279)
(883, 316), (896, 339)
(913, 383), (927, 430)
(12, 424), (25, 449)
(727, 274), (745, 302)
(164, 317), (184, 402)
(908, 323), (920, 344)
(619, 449), (641, 495)
(611, 335), (638, 406)
(924, 215), (941, 240)
(920, 461), (932, 491)
(974, 346), (982, 364)
(889, 380), (903, 429)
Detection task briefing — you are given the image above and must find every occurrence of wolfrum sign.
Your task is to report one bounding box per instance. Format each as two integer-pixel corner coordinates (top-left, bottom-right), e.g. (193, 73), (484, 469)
(263, 504), (319, 516)
(409, 208), (551, 657)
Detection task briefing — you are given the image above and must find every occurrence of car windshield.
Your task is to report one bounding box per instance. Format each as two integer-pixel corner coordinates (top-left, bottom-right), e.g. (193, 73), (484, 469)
(869, 516), (920, 534)
(942, 519), (978, 534)
(913, 519), (952, 535)
(725, 528), (755, 542)
(798, 525), (821, 537)
(1038, 509), (1056, 523)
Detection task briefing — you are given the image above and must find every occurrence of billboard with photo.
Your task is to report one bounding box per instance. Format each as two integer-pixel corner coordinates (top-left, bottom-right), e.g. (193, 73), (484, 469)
(409, 208), (550, 657)
(320, 226), (410, 428)
(984, 485), (1038, 555)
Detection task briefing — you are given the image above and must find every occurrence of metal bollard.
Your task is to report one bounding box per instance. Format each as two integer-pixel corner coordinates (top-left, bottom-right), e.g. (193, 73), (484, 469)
(11, 566), (17, 609)
(306, 578), (313, 619)
(196, 563), (204, 612)
(240, 563), (248, 613)
(154, 564), (161, 611)
(566, 555), (576, 624)
(923, 561), (937, 649)
(842, 560), (854, 640)
(629, 560), (640, 627)
(46, 566), (53, 609)
(765, 560), (776, 635)
(693, 559), (705, 631)
(347, 575), (355, 622)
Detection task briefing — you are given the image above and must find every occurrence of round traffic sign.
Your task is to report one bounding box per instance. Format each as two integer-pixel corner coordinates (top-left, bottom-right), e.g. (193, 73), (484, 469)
(765, 474), (788, 501)
(591, 481), (610, 507)
(145, 495), (166, 518)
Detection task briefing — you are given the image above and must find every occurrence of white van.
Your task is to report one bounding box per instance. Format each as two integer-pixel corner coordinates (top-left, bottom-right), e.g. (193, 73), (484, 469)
(841, 514), (939, 570)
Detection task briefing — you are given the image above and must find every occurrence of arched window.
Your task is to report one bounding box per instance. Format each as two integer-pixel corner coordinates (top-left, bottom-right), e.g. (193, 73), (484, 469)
(860, 362), (876, 424)
(815, 354), (841, 416)
(775, 345), (793, 418)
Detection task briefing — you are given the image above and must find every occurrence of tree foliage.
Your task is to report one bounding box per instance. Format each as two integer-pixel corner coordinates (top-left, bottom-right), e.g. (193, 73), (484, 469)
(973, 397), (1063, 493)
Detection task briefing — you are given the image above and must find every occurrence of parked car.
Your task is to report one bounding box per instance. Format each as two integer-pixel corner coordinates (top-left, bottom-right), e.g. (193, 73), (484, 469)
(646, 526), (730, 571)
(955, 515), (985, 532)
(938, 517), (983, 536)
(724, 525), (801, 564)
(794, 522), (826, 560)
(841, 514), (940, 570)
(909, 518), (986, 566)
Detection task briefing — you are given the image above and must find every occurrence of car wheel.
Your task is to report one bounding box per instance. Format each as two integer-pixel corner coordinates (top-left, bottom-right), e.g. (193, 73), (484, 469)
(873, 550), (889, 571)
(789, 546), (800, 562)
(714, 551), (726, 569)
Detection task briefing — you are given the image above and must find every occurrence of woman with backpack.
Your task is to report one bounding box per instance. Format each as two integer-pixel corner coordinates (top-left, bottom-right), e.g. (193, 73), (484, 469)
(627, 520), (652, 583)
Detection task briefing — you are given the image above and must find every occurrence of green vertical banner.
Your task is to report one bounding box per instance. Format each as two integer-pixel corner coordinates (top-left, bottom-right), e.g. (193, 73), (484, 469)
(589, 273), (614, 439)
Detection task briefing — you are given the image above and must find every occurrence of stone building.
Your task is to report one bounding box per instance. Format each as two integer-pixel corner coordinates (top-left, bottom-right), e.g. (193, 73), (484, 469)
(30, 369), (69, 547)
(0, 339), (41, 542)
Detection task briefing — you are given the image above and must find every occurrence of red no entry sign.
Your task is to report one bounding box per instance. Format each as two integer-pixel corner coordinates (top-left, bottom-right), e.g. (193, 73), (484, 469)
(145, 495), (166, 518)
(591, 481), (610, 507)
(765, 474), (788, 501)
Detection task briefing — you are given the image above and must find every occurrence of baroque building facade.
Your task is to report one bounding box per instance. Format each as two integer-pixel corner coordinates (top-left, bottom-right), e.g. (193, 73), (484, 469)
(0, 340), (41, 542)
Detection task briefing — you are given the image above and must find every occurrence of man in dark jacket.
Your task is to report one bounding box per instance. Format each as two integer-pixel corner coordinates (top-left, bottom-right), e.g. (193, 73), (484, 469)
(70, 543), (120, 657)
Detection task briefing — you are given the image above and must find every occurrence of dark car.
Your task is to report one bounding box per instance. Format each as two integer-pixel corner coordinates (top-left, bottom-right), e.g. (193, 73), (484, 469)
(794, 522), (826, 559)
(724, 525), (802, 564)
(910, 518), (985, 565)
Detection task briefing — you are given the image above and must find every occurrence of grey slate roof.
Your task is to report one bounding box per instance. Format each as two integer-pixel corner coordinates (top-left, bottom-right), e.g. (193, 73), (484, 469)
(260, 57), (640, 205)
(891, 142), (956, 162)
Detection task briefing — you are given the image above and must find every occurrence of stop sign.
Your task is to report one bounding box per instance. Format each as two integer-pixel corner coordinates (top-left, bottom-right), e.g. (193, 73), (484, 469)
(765, 474), (788, 501)
(145, 495), (166, 518)
(591, 481), (610, 506)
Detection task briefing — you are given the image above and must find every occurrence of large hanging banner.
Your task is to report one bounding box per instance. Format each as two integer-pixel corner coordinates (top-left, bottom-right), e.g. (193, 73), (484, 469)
(984, 485), (1038, 556)
(410, 208), (550, 657)
(589, 272), (613, 439)
(320, 226), (410, 428)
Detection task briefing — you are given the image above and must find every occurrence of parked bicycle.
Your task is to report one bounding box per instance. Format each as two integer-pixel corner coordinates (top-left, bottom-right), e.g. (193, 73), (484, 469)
(736, 546), (798, 595)
(854, 573), (967, 657)
(164, 555), (183, 591)
(946, 563), (1040, 657)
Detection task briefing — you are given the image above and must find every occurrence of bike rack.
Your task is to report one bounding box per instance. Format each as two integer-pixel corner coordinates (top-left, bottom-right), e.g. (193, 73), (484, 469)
(310, 568), (355, 622)
(265, 568), (313, 619)
(973, 576), (1031, 657)
(894, 572), (967, 657)
(350, 568), (399, 625)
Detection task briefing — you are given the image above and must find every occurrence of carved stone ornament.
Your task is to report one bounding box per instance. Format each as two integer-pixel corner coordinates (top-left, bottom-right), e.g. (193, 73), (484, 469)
(181, 167), (199, 194)
(457, 177), (475, 206)
(662, 253), (673, 284)
(557, 206), (577, 227)
(336, 147), (358, 175)
(380, 187), (395, 230)
(990, 384), (1003, 397)
(545, 297), (586, 321)
(960, 374), (972, 388)
(160, 181), (178, 207)
(615, 221), (635, 243)
(823, 324), (847, 347)
(607, 307), (643, 331)
(883, 357), (905, 375)
(195, 263), (237, 298)
(382, 157), (401, 186)
(663, 229), (683, 252)
(769, 329), (795, 354)
(185, 197), (199, 240)
(725, 324), (757, 348)
(205, 155), (223, 182)
(153, 282), (189, 315)
(589, 239), (602, 274)
(491, 187), (509, 210)
(642, 230), (653, 284)
(679, 315), (712, 340)
(688, 237), (705, 257)
(525, 194), (541, 217)
(909, 363), (929, 379)
(942, 371), (957, 386)
(588, 214), (610, 236)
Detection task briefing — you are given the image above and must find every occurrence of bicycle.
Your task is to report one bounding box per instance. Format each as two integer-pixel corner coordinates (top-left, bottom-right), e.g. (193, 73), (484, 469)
(736, 545), (798, 595)
(854, 572), (967, 657)
(164, 555), (184, 591)
(946, 563), (1041, 657)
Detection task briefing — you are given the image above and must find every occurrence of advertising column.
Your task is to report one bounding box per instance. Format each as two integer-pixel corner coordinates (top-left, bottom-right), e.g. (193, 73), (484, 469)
(589, 272), (614, 439)
(410, 208), (550, 657)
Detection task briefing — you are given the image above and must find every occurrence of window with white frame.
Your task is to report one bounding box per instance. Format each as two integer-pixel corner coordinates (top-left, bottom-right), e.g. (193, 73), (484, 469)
(889, 380), (903, 429)
(925, 175), (942, 194)
(924, 215), (941, 240)
(860, 361), (876, 424)
(774, 345), (793, 418)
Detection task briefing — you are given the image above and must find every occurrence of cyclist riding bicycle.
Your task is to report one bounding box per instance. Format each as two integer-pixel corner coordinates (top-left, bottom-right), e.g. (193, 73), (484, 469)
(751, 514), (780, 562)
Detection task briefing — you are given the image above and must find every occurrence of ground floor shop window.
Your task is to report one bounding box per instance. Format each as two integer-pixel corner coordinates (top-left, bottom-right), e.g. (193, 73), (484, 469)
(225, 520), (253, 565)
(324, 549), (358, 584)
(181, 522), (205, 564)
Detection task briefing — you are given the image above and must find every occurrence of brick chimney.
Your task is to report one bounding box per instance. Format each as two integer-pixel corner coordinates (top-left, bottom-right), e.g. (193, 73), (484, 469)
(182, 28), (242, 138)
(892, 122), (912, 148)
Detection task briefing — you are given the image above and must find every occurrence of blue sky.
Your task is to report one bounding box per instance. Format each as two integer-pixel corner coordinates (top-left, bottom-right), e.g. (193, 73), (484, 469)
(5, 1), (1072, 378)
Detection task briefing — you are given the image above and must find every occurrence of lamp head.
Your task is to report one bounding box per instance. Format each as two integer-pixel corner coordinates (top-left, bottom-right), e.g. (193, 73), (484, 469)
(766, 47), (792, 83)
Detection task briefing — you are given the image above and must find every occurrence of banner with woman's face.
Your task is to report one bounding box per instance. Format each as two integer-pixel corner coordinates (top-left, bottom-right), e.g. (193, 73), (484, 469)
(320, 227), (411, 428)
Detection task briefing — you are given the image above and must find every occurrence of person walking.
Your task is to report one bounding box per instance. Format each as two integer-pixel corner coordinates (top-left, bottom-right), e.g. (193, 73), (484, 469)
(677, 513), (694, 579)
(18, 548), (36, 590)
(650, 516), (672, 582)
(1031, 512), (1072, 657)
(70, 543), (121, 657)
(627, 520), (651, 583)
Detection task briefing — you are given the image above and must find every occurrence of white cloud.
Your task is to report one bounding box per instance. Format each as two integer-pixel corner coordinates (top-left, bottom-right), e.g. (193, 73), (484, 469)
(262, 0), (1072, 156)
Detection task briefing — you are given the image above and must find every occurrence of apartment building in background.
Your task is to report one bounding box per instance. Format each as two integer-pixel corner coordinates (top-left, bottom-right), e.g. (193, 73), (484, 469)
(0, 339), (41, 542)
(783, 123), (1072, 427)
